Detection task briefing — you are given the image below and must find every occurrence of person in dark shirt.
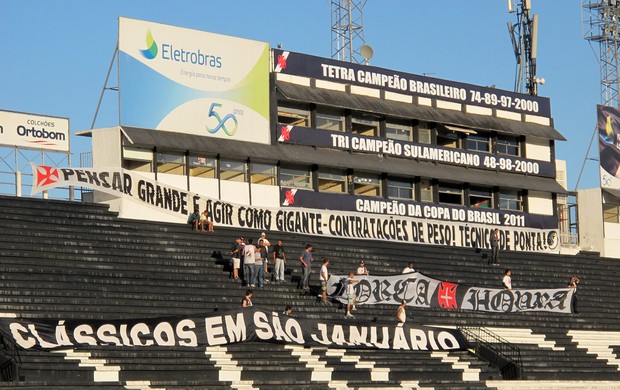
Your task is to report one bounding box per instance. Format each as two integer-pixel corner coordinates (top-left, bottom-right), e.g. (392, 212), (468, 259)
(273, 239), (287, 283)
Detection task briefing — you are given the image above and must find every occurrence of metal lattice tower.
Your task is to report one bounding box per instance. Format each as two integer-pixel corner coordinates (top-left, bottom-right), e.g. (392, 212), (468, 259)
(331, 0), (367, 63)
(508, 1), (539, 95)
(583, 0), (620, 107)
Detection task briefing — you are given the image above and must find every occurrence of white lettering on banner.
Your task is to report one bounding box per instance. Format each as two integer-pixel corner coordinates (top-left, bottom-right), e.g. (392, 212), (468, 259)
(30, 164), (560, 253)
(324, 132), (544, 175)
(326, 273), (575, 314)
(3, 308), (470, 351)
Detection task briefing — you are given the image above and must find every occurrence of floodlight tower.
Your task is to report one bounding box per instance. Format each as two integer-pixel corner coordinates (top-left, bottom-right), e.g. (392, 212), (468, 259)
(583, 0), (620, 107)
(331, 0), (368, 64)
(507, 0), (541, 95)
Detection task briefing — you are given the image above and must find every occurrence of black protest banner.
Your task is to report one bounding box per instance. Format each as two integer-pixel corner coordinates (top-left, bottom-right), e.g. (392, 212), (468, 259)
(0, 308), (470, 352)
(327, 272), (575, 314)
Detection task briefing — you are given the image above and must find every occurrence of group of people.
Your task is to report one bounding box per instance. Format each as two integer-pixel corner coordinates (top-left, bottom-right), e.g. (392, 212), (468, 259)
(188, 209), (215, 233)
(230, 232), (286, 288)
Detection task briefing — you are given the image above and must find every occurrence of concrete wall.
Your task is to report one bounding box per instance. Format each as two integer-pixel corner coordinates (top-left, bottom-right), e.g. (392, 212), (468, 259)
(525, 136), (551, 162)
(528, 190), (554, 216)
(577, 188), (604, 254)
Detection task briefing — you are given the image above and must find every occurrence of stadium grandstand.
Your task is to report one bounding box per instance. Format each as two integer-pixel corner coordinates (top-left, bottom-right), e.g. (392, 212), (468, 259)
(1, 9), (620, 390)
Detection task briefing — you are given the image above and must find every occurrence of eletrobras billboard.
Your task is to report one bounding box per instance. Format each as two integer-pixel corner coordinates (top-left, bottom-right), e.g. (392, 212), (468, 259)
(118, 17), (269, 143)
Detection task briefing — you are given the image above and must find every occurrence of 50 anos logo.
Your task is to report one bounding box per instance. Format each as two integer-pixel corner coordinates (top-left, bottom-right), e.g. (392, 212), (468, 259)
(205, 103), (239, 136)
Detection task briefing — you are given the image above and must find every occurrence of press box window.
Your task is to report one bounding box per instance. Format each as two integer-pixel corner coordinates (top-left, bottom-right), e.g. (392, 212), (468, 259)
(437, 128), (460, 149)
(419, 179), (433, 203)
(189, 156), (216, 178)
(122, 147), (153, 172)
(353, 173), (381, 197)
(318, 170), (347, 193)
(438, 183), (463, 205)
(386, 121), (413, 142)
(278, 105), (310, 127)
(470, 188), (493, 208)
(499, 190), (522, 211)
(467, 134), (490, 152)
(417, 122), (432, 144)
(220, 160), (246, 182)
(157, 153), (185, 175)
(351, 114), (379, 137)
(316, 107), (344, 132)
(280, 166), (312, 190)
(388, 178), (413, 200)
(603, 203), (620, 223)
(497, 135), (520, 156)
(250, 163), (277, 186)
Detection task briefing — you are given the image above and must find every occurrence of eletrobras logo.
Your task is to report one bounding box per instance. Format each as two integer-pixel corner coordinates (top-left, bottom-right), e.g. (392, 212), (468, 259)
(139, 28), (222, 68)
(140, 30), (158, 60)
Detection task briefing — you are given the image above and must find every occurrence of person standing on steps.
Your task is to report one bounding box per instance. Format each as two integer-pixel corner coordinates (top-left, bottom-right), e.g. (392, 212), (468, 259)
(568, 275), (580, 314)
(344, 272), (360, 319)
(273, 239), (287, 283)
(230, 236), (242, 281)
(299, 244), (314, 291)
(397, 300), (408, 323)
(502, 269), (512, 290)
(320, 259), (330, 305)
(254, 238), (267, 288)
(243, 239), (258, 287)
(489, 228), (500, 266)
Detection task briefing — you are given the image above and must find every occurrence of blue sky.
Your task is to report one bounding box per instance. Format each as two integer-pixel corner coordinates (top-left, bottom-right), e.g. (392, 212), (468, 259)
(0, 1), (602, 190)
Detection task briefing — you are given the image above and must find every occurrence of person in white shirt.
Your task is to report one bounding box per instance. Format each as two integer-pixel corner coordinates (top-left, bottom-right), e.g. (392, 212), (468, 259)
(320, 259), (330, 305)
(402, 262), (416, 274)
(356, 261), (369, 276)
(243, 239), (258, 287)
(258, 232), (271, 274)
(397, 300), (407, 323)
(343, 272), (360, 318)
(502, 269), (512, 290)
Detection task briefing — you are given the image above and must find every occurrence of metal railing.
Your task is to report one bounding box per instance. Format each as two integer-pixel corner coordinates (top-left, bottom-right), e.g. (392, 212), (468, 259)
(458, 326), (522, 380)
(0, 329), (21, 382)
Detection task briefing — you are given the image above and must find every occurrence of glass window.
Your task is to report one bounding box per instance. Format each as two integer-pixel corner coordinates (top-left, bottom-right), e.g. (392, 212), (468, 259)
(250, 163), (277, 185)
(122, 147), (153, 172)
(417, 122), (432, 144)
(351, 114), (379, 137)
(316, 107), (344, 132)
(499, 190), (522, 211)
(353, 173), (381, 197)
(220, 159), (246, 182)
(603, 194), (620, 223)
(318, 169), (347, 193)
(437, 128), (460, 148)
(278, 105), (310, 127)
(438, 183), (463, 205)
(388, 177), (413, 200)
(189, 156), (216, 178)
(497, 135), (520, 156)
(280, 166), (312, 189)
(470, 188), (493, 208)
(419, 179), (433, 202)
(467, 134), (490, 152)
(386, 121), (413, 142)
(157, 153), (185, 175)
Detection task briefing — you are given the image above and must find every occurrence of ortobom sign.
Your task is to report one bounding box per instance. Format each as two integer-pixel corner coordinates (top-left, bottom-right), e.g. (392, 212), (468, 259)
(118, 17), (270, 144)
(0, 110), (69, 152)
